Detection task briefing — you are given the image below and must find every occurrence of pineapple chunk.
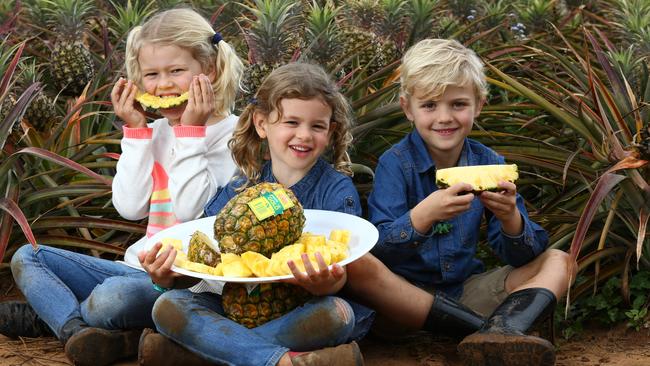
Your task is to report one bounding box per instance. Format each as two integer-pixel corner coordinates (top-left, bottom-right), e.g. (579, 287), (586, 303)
(329, 229), (351, 244)
(326, 240), (349, 263)
(241, 252), (271, 277)
(435, 164), (518, 192)
(158, 238), (183, 254)
(222, 260), (253, 277)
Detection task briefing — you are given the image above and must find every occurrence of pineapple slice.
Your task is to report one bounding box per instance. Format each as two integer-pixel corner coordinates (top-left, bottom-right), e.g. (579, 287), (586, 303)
(135, 92), (189, 109)
(326, 240), (349, 263)
(158, 237), (183, 253)
(435, 164), (518, 192)
(222, 260), (253, 277)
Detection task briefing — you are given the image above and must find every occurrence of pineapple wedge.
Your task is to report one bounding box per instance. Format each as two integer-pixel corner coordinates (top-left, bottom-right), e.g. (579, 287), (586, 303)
(135, 92), (189, 109)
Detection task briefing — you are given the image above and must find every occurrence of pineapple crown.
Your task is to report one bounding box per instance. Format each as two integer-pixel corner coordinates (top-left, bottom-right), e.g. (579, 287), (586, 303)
(125, 8), (244, 117)
(400, 38), (488, 101)
(41, 0), (94, 38)
(230, 62), (354, 186)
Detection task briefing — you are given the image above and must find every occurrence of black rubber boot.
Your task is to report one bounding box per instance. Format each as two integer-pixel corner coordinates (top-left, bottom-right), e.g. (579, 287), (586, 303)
(422, 291), (486, 339)
(458, 287), (557, 366)
(0, 301), (53, 338)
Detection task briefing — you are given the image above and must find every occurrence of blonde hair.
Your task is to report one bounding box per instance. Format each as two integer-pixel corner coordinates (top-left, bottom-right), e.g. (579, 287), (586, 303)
(400, 39), (487, 101)
(230, 62), (354, 186)
(125, 8), (244, 116)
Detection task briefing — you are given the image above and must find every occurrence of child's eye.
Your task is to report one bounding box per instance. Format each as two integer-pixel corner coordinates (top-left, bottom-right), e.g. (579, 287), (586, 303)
(312, 124), (328, 131)
(144, 72), (157, 78)
(283, 120), (298, 126)
(171, 69), (184, 74)
(421, 102), (435, 109)
(453, 102), (469, 109)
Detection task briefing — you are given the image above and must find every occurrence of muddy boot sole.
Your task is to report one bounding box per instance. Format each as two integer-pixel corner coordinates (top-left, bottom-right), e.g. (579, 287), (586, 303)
(64, 327), (141, 366)
(458, 333), (555, 366)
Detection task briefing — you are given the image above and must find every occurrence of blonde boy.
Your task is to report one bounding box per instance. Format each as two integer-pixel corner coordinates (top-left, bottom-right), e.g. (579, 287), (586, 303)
(346, 39), (574, 366)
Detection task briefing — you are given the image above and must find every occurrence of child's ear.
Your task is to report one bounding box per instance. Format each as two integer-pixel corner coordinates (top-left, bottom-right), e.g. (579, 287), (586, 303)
(252, 111), (268, 139)
(399, 95), (414, 121)
(205, 65), (217, 83)
(475, 98), (486, 117)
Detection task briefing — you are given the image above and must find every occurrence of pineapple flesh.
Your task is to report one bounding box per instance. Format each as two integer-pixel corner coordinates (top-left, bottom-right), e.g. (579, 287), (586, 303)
(135, 92), (189, 109)
(436, 164), (519, 192)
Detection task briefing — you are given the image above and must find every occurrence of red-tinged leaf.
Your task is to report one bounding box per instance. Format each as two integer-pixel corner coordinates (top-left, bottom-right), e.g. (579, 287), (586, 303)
(30, 217), (145, 234)
(604, 156), (649, 174)
(0, 198), (38, 256)
(101, 152), (121, 160)
(34, 235), (125, 255)
(637, 207), (649, 268)
(0, 174), (20, 262)
(1, 83), (42, 150)
(585, 30), (628, 101)
(569, 173), (627, 262)
(0, 42), (24, 97)
(12, 147), (112, 186)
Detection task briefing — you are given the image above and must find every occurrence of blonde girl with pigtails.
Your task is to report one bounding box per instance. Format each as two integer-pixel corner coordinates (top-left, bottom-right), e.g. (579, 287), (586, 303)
(2, 8), (244, 366)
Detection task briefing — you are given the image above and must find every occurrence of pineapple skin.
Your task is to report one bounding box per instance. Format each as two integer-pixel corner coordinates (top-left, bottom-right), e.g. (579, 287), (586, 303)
(214, 182), (305, 258)
(187, 231), (221, 268)
(221, 282), (312, 328)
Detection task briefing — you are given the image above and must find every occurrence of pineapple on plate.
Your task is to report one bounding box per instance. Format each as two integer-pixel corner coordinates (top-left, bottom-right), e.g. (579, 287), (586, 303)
(187, 230), (221, 268)
(214, 182), (305, 258)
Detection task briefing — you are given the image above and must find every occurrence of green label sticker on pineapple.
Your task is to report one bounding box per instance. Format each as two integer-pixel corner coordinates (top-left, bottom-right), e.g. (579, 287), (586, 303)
(247, 189), (295, 221)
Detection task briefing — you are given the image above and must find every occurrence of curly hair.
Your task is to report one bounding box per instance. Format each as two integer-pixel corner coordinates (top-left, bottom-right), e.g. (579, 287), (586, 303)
(230, 62), (354, 187)
(124, 8), (243, 116)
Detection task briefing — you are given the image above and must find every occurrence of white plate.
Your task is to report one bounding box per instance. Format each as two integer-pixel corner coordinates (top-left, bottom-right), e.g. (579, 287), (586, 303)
(144, 209), (379, 283)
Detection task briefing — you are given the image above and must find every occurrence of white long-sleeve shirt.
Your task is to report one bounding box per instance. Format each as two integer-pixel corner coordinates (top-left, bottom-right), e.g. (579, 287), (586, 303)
(113, 115), (237, 243)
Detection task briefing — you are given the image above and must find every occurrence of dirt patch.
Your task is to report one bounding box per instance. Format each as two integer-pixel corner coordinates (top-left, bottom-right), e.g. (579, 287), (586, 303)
(1, 271), (650, 366)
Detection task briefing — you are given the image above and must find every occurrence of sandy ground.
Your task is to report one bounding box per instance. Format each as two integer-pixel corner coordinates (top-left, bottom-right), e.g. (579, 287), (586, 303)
(2, 273), (650, 365)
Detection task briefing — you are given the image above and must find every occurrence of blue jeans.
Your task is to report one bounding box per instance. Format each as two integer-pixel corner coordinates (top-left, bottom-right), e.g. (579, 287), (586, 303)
(11, 245), (160, 339)
(153, 289), (374, 366)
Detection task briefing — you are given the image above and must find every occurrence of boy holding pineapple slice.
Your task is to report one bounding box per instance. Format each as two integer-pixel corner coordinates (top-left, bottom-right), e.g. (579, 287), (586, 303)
(345, 39), (574, 366)
(1, 8), (244, 366)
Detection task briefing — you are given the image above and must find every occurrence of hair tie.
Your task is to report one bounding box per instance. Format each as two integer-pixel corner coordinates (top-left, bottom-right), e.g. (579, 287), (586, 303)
(249, 97), (258, 105)
(211, 32), (223, 45)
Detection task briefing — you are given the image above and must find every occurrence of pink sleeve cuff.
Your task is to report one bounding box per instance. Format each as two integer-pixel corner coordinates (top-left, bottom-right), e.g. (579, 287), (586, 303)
(173, 125), (207, 138)
(123, 126), (153, 139)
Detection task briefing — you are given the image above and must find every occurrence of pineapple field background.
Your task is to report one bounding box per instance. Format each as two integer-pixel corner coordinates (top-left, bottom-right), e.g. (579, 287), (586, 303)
(0, 0), (650, 364)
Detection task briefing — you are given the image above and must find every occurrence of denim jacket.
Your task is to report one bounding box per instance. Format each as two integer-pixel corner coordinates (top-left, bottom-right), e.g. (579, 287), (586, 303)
(368, 130), (548, 299)
(205, 158), (361, 216)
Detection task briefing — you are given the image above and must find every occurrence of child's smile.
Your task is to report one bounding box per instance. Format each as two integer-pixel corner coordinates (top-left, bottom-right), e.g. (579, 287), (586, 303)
(401, 84), (483, 167)
(138, 43), (206, 123)
(254, 97), (333, 186)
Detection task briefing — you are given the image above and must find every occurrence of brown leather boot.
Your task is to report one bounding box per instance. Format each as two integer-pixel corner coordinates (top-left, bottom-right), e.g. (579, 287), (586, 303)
(458, 288), (557, 366)
(138, 328), (216, 366)
(64, 327), (141, 366)
(290, 341), (364, 366)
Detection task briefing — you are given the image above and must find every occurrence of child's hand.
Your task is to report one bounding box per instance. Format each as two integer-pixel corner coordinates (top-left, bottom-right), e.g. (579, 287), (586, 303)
(111, 78), (147, 128)
(138, 242), (182, 289)
(479, 181), (523, 236)
(411, 183), (474, 233)
(180, 74), (215, 126)
(283, 252), (346, 296)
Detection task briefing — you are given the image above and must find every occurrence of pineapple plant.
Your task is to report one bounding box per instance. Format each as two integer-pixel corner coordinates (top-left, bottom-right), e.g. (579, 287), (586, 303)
(339, 0), (397, 76)
(16, 60), (59, 132)
(639, 123), (650, 160)
(215, 182), (310, 328)
(435, 164), (519, 192)
(41, 0), (96, 96)
(304, 0), (342, 68)
(238, 0), (303, 102)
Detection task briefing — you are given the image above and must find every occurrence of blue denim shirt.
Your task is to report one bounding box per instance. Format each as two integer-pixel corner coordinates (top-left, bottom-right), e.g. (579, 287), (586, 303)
(368, 131), (549, 299)
(205, 158), (361, 217)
